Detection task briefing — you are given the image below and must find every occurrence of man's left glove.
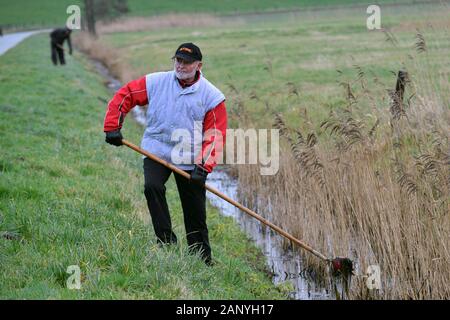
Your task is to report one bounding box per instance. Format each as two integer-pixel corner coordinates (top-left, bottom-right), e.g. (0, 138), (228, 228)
(190, 165), (208, 187)
(105, 130), (123, 146)
(69, 49), (73, 55)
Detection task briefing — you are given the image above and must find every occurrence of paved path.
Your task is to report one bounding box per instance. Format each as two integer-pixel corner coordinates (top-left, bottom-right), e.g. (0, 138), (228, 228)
(0, 30), (51, 56)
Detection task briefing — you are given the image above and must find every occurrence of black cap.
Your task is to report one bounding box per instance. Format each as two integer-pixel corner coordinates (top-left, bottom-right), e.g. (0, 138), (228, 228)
(173, 43), (202, 62)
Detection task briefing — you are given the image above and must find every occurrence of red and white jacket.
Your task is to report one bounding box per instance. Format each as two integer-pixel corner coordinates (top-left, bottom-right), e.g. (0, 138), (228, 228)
(103, 71), (227, 173)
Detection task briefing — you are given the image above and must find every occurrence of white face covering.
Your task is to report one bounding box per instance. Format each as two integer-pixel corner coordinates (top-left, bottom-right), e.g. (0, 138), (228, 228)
(174, 61), (198, 80)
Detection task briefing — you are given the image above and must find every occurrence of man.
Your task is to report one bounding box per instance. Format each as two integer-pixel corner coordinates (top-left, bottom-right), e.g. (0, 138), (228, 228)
(50, 27), (72, 65)
(103, 43), (227, 266)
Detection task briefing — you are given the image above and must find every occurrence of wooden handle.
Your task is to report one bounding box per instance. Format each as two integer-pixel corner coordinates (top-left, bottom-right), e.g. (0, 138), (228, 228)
(122, 139), (329, 262)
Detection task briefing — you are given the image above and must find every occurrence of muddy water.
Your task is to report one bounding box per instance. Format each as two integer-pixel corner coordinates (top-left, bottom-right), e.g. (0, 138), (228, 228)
(93, 59), (333, 300)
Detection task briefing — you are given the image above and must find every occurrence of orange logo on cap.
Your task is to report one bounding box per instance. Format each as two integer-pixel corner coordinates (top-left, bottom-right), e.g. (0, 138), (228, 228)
(180, 47), (193, 53)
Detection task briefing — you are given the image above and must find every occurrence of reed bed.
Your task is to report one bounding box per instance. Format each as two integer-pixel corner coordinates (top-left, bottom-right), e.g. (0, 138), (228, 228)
(235, 30), (449, 299)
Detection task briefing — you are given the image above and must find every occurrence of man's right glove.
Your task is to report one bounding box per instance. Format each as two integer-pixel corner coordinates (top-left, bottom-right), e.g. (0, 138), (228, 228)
(105, 130), (123, 146)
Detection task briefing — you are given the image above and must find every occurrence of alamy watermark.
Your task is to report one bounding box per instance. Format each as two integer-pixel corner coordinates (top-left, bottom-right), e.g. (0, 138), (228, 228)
(367, 5), (381, 30)
(66, 265), (81, 290)
(66, 5), (81, 30)
(365, 264), (382, 290)
(171, 125), (280, 175)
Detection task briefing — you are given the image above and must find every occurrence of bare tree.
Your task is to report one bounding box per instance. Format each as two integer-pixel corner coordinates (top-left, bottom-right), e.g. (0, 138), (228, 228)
(83, 0), (129, 36)
(84, 0), (96, 36)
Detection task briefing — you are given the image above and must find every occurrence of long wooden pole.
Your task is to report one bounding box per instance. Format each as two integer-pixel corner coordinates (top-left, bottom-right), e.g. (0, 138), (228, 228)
(122, 139), (329, 262)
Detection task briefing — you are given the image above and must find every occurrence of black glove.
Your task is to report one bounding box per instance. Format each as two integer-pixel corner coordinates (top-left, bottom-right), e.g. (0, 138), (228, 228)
(69, 49), (73, 55)
(105, 130), (123, 146)
(190, 165), (208, 187)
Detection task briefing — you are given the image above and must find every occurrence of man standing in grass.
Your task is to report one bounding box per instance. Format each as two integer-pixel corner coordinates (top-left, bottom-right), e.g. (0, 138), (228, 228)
(49, 27), (72, 65)
(103, 43), (227, 266)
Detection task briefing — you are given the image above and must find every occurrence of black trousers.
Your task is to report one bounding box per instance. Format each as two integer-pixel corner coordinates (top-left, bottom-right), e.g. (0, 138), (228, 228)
(51, 42), (65, 65)
(143, 157), (211, 262)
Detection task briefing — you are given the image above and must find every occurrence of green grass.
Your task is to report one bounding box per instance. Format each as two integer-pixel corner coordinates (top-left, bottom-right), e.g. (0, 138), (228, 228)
(0, 0), (422, 30)
(99, 2), (450, 130)
(0, 0), (82, 29)
(0, 34), (290, 299)
(125, 0), (412, 16)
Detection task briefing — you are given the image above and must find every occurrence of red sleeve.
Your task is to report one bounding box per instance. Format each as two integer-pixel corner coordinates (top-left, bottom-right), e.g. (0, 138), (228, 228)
(103, 76), (148, 132)
(196, 100), (227, 173)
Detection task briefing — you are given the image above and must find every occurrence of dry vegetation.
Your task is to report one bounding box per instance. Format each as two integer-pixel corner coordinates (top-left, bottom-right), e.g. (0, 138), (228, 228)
(73, 33), (138, 83)
(96, 14), (228, 34)
(234, 31), (449, 299)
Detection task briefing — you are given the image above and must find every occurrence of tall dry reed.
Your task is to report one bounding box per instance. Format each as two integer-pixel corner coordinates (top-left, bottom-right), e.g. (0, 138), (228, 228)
(235, 30), (449, 299)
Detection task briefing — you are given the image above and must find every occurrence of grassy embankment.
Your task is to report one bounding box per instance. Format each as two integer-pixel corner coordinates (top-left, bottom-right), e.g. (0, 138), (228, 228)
(90, 3), (450, 299)
(94, 1), (450, 128)
(0, 34), (290, 299)
(0, 0), (421, 30)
